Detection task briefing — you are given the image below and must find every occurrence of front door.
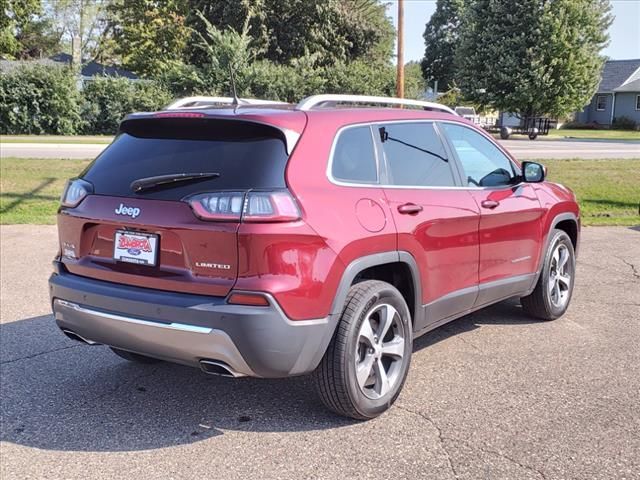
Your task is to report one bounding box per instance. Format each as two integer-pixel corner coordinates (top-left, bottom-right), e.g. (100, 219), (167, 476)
(377, 121), (480, 331)
(439, 123), (544, 306)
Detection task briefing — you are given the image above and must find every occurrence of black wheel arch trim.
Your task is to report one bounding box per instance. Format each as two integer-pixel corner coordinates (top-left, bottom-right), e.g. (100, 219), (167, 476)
(526, 212), (579, 295)
(329, 251), (424, 330)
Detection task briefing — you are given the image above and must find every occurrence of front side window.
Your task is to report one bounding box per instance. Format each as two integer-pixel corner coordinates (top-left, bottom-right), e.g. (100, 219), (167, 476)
(331, 126), (377, 183)
(440, 123), (517, 188)
(379, 122), (455, 187)
(596, 95), (607, 111)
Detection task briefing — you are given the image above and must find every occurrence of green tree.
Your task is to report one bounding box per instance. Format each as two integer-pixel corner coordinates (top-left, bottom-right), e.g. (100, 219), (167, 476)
(1, 0), (60, 59)
(188, 0), (394, 66)
(45, 0), (112, 63)
(457, 0), (612, 118)
(192, 10), (256, 95)
(106, 0), (190, 77)
(421, 0), (464, 90)
(404, 61), (427, 99)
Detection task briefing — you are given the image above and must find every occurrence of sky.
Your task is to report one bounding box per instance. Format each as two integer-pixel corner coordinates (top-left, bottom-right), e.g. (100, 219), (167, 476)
(386, 0), (640, 62)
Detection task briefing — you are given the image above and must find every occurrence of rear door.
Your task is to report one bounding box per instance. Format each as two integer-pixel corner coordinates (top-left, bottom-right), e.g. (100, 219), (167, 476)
(58, 117), (290, 297)
(439, 122), (544, 306)
(378, 121), (480, 331)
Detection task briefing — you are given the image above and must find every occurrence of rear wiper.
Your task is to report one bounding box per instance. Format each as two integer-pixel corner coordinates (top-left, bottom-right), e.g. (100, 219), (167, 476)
(130, 172), (220, 192)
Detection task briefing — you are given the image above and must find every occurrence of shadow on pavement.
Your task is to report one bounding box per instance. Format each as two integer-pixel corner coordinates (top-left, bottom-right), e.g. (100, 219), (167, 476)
(1, 299), (539, 453)
(0, 178), (57, 214)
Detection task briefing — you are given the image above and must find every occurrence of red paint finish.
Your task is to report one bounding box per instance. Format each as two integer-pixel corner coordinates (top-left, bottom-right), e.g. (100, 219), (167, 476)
(466, 184), (544, 284)
(58, 195), (239, 297)
(56, 105), (579, 322)
(383, 188), (480, 309)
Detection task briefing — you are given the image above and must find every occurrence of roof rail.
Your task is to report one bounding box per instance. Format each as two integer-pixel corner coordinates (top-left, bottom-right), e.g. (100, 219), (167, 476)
(165, 96), (288, 110)
(296, 94), (458, 116)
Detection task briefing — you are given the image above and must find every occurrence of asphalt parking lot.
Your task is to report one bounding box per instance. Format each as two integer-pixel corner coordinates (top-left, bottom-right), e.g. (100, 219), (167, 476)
(1, 225), (639, 480)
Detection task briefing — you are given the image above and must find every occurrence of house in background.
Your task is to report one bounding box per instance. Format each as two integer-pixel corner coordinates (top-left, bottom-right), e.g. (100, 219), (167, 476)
(574, 59), (640, 127)
(0, 53), (138, 88)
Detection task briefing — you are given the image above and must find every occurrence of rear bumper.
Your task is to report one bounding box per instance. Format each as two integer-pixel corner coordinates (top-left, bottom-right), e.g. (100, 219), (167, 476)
(49, 266), (336, 378)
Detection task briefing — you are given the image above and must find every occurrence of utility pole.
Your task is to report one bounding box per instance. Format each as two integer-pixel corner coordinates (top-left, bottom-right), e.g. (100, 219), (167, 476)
(396, 0), (404, 98)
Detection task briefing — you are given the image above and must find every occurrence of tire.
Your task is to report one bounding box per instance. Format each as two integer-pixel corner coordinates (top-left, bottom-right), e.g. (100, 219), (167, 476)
(110, 347), (161, 364)
(528, 131), (538, 140)
(313, 280), (413, 420)
(521, 229), (575, 320)
(500, 127), (510, 140)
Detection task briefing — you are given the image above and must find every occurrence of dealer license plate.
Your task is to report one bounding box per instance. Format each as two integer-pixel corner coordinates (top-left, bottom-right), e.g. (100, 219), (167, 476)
(113, 230), (158, 266)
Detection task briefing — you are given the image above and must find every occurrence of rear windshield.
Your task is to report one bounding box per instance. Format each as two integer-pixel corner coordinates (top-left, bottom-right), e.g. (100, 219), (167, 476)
(81, 118), (289, 200)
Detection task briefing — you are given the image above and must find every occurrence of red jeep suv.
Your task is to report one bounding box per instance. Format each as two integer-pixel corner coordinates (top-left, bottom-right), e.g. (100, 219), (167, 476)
(50, 94), (579, 420)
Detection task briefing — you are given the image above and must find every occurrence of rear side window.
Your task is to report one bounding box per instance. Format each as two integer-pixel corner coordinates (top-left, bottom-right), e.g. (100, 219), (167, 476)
(331, 126), (377, 183)
(379, 122), (454, 187)
(81, 118), (289, 200)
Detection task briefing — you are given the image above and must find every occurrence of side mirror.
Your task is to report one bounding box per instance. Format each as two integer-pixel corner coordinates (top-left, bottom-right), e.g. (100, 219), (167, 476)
(522, 161), (545, 183)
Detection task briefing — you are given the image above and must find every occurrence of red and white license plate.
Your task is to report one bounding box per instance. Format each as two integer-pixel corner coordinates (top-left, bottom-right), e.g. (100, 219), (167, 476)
(113, 230), (158, 266)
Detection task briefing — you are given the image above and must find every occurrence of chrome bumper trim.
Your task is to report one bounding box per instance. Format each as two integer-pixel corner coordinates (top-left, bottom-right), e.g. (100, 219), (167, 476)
(54, 299), (213, 334)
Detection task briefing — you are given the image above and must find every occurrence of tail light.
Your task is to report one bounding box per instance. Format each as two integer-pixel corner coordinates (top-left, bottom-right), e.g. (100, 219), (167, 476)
(187, 191), (245, 221)
(185, 191), (300, 223)
(60, 179), (93, 208)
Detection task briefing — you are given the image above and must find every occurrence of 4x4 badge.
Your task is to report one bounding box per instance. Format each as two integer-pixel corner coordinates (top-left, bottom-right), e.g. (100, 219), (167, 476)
(115, 203), (141, 219)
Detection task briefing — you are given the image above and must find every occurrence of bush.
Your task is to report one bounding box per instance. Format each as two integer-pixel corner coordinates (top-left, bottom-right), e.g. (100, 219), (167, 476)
(0, 64), (82, 134)
(156, 62), (207, 97)
(80, 77), (172, 134)
(611, 116), (638, 131)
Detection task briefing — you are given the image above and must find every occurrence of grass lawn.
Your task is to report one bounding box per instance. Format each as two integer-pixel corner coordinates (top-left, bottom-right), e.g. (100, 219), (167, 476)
(1, 157), (639, 226)
(1, 135), (113, 144)
(544, 158), (640, 226)
(1, 157), (90, 224)
(547, 129), (640, 141)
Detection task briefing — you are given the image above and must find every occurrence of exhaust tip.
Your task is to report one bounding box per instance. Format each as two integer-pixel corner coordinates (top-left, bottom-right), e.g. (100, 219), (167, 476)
(200, 359), (244, 378)
(61, 328), (98, 345)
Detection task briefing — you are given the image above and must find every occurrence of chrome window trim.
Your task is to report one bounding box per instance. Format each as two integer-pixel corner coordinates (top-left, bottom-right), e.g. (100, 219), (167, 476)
(326, 119), (523, 191)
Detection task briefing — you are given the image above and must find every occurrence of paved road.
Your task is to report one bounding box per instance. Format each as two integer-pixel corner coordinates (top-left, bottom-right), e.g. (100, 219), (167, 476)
(0, 142), (107, 159)
(2, 138), (639, 160)
(501, 138), (640, 160)
(1, 225), (639, 480)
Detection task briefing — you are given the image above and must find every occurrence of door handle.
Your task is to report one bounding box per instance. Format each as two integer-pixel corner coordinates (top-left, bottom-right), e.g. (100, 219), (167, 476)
(398, 203), (423, 215)
(481, 199), (500, 209)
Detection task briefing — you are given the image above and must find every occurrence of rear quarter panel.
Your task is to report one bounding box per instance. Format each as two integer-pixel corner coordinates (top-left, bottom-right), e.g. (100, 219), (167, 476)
(281, 112), (397, 320)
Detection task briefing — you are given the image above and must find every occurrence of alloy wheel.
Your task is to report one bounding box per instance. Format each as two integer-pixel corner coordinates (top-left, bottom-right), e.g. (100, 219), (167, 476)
(548, 243), (572, 308)
(355, 303), (406, 400)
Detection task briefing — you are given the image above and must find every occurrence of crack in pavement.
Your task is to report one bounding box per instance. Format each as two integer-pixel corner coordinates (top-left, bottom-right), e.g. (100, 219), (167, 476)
(0, 344), (82, 365)
(453, 333), (483, 353)
(394, 404), (548, 480)
(394, 404), (459, 479)
(472, 443), (548, 480)
(617, 257), (640, 280)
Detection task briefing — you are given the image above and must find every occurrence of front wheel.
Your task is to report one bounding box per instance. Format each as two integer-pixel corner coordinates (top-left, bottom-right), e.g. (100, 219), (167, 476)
(521, 229), (575, 320)
(313, 280), (413, 420)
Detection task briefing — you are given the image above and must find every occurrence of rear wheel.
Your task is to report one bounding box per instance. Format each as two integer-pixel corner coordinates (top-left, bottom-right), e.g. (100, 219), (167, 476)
(110, 347), (161, 364)
(521, 229), (575, 320)
(313, 280), (412, 420)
